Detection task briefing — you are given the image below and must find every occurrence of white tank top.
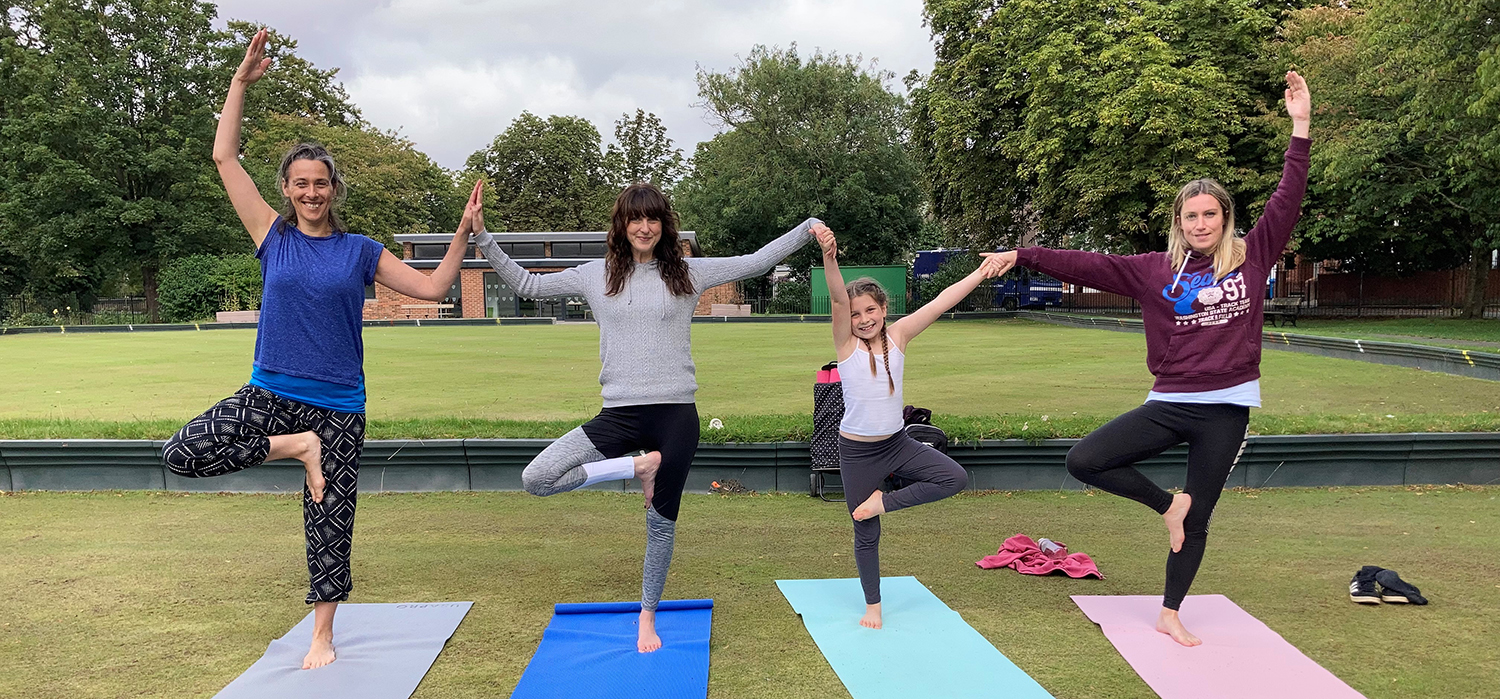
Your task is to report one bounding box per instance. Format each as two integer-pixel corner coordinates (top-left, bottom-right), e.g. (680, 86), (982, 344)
(838, 341), (906, 437)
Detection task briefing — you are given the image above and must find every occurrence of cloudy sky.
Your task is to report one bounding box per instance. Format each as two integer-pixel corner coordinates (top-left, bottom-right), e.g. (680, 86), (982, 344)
(210, 0), (937, 171)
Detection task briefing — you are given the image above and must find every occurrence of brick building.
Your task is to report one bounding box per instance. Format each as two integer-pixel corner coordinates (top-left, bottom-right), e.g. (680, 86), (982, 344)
(364, 231), (743, 320)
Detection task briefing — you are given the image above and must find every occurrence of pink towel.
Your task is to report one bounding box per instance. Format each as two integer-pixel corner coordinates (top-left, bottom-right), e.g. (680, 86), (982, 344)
(977, 534), (1103, 579)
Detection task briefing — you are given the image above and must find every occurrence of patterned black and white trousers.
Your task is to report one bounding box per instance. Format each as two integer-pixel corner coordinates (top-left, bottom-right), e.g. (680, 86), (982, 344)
(163, 384), (365, 604)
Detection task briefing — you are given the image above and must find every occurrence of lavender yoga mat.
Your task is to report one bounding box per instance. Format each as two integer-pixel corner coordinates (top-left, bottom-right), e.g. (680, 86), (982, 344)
(1072, 595), (1364, 699)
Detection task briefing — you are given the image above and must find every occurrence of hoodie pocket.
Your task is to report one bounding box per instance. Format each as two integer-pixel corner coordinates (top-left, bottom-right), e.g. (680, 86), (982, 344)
(1153, 322), (1257, 378)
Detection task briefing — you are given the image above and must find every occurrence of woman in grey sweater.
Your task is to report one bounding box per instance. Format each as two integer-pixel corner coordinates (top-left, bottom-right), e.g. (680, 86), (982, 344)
(467, 182), (816, 652)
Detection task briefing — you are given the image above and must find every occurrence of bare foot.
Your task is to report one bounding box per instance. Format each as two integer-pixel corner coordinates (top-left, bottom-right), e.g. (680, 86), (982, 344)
(634, 451), (661, 509)
(637, 609), (662, 653)
(852, 490), (886, 521)
(1156, 607), (1201, 647)
(860, 603), (883, 629)
(299, 432), (325, 503)
(1163, 492), (1191, 553)
(302, 633), (336, 669)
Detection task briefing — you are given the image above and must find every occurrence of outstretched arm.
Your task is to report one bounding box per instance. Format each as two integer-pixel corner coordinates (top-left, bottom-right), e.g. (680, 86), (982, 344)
(982, 248), (1152, 299)
(470, 200), (586, 298)
(815, 224), (857, 360)
(890, 255), (1011, 349)
(689, 218), (819, 292)
(213, 29), (279, 248)
(374, 180), (483, 301)
(1246, 71), (1313, 269)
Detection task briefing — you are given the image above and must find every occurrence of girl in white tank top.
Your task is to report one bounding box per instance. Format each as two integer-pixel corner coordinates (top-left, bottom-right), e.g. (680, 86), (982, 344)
(812, 223), (1013, 630)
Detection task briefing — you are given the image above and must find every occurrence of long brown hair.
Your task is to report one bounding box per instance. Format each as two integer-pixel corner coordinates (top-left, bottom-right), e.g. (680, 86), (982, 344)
(274, 142), (347, 233)
(605, 183), (693, 297)
(846, 277), (895, 395)
(1168, 178), (1244, 280)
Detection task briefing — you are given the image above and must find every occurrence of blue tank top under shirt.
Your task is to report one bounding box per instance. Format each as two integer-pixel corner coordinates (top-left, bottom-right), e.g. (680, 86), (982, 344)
(248, 219), (385, 413)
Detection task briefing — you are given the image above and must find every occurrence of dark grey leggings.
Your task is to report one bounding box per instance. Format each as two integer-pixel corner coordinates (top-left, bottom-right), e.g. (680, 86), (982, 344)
(839, 432), (969, 604)
(1065, 401), (1249, 610)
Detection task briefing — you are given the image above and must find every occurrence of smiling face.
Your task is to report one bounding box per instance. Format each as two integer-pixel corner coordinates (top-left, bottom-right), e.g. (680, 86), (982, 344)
(281, 159), (334, 230)
(626, 216), (663, 259)
(1177, 192), (1225, 255)
(849, 293), (887, 341)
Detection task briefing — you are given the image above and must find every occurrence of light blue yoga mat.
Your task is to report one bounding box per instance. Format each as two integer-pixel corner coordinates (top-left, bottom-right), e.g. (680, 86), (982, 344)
(777, 577), (1053, 699)
(215, 602), (472, 699)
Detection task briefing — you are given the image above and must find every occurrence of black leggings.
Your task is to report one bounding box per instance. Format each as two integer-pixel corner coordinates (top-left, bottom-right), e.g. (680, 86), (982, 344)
(1065, 401), (1249, 610)
(580, 403), (700, 521)
(163, 385), (366, 603)
(840, 432), (969, 604)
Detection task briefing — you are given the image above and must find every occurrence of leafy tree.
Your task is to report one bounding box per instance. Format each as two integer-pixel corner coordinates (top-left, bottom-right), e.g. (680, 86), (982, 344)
(1278, 0), (1499, 317)
(0, 2), (360, 319)
(465, 112), (612, 232)
(910, 0), (1296, 254)
(604, 109), (686, 192)
(243, 115), (464, 252)
(677, 45), (922, 278)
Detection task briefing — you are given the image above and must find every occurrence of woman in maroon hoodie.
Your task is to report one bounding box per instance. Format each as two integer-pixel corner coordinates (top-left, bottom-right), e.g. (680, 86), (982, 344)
(986, 71), (1311, 647)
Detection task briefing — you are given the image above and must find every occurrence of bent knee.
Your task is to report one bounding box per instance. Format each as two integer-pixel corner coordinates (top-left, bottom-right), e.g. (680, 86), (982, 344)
(520, 468), (552, 496)
(943, 466), (969, 494)
(1064, 446), (1103, 481)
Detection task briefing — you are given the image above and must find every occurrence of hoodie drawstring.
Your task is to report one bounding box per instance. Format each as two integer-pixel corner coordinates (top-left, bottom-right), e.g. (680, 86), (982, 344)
(1170, 250), (1193, 293)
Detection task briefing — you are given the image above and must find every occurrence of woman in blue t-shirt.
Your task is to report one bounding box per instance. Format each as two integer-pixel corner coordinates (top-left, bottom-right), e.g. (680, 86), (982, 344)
(161, 29), (478, 671)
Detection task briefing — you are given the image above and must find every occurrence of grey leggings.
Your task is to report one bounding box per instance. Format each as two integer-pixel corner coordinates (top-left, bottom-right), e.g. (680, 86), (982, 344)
(523, 404), (699, 611)
(839, 432), (969, 604)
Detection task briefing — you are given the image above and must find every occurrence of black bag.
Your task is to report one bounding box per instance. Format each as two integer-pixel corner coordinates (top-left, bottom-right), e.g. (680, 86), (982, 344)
(904, 423), (949, 454)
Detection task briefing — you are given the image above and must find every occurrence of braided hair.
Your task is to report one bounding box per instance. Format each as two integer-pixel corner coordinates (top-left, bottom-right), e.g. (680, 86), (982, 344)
(845, 277), (895, 395)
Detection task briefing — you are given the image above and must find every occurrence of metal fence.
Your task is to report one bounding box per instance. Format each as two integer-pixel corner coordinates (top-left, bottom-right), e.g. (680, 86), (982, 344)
(2, 297), (150, 326)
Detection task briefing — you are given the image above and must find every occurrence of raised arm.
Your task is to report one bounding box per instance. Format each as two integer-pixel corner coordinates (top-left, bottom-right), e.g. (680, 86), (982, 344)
(375, 180), (483, 301)
(815, 224), (857, 359)
(213, 29), (279, 248)
(469, 202), (586, 298)
(1246, 71), (1312, 270)
(688, 218), (819, 292)
(890, 255), (1010, 349)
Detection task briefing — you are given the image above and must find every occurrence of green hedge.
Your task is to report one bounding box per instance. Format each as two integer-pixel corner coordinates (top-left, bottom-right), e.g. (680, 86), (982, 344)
(157, 254), (261, 323)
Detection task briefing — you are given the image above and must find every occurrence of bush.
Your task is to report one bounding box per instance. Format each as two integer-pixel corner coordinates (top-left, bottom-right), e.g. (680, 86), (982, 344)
(158, 254), (261, 323)
(772, 278), (810, 314)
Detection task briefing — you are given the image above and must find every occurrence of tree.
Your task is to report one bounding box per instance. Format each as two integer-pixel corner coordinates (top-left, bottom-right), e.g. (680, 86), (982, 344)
(1278, 0), (1499, 317)
(465, 112), (612, 232)
(0, 3), (361, 319)
(910, 0), (1296, 254)
(604, 109), (686, 193)
(677, 45), (922, 277)
(243, 115), (464, 252)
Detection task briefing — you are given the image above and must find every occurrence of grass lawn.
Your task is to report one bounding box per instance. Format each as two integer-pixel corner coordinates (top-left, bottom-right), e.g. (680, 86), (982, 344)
(1280, 317), (1500, 350)
(3, 319), (1499, 439)
(1, 487), (1495, 698)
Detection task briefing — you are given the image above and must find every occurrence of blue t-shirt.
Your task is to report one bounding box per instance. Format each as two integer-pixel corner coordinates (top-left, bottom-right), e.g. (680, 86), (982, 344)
(251, 219), (385, 411)
(250, 366), (366, 413)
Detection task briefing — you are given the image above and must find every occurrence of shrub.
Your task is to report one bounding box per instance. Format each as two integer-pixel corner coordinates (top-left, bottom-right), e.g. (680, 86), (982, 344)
(158, 254), (262, 322)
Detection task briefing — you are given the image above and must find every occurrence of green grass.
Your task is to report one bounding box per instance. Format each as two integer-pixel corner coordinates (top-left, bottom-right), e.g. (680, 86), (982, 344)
(1, 487), (1495, 698)
(3, 320), (1499, 439)
(1281, 317), (1500, 350)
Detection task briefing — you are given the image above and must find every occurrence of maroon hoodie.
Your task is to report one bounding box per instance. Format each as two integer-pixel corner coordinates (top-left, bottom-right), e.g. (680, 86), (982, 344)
(1016, 137), (1311, 393)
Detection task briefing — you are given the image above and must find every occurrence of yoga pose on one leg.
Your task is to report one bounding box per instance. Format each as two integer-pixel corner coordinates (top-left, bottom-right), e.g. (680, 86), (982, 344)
(985, 71), (1312, 646)
(161, 29), (479, 670)
(817, 224), (1006, 629)
(469, 183), (817, 652)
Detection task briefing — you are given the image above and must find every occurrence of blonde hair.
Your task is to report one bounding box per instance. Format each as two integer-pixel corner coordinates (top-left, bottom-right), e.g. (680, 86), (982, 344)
(1168, 178), (1245, 280)
(845, 277), (895, 395)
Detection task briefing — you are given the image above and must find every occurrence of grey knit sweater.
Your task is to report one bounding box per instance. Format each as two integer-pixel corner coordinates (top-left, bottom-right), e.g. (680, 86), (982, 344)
(475, 219), (818, 406)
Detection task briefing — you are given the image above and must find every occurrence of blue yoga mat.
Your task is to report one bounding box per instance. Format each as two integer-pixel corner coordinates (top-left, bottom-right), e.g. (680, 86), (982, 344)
(509, 599), (714, 699)
(777, 577), (1053, 699)
(215, 602), (472, 699)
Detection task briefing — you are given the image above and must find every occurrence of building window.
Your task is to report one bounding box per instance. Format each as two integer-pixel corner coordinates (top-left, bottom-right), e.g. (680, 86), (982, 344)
(511, 242), (544, 258)
(412, 243), (447, 259)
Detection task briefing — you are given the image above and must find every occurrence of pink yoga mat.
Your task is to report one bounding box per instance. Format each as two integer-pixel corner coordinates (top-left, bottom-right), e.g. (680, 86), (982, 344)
(1072, 595), (1364, 699)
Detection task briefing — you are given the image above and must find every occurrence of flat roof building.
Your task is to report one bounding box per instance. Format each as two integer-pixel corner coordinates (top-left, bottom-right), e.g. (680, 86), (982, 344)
(365, 231), (740, 320)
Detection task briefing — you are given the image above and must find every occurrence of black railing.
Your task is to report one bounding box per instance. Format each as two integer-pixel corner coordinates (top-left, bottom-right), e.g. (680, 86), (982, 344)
(2, 297), (150, 327)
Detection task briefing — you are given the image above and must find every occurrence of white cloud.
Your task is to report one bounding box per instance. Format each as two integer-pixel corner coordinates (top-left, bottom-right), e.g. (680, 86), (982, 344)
(211, 0), (934, 169)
